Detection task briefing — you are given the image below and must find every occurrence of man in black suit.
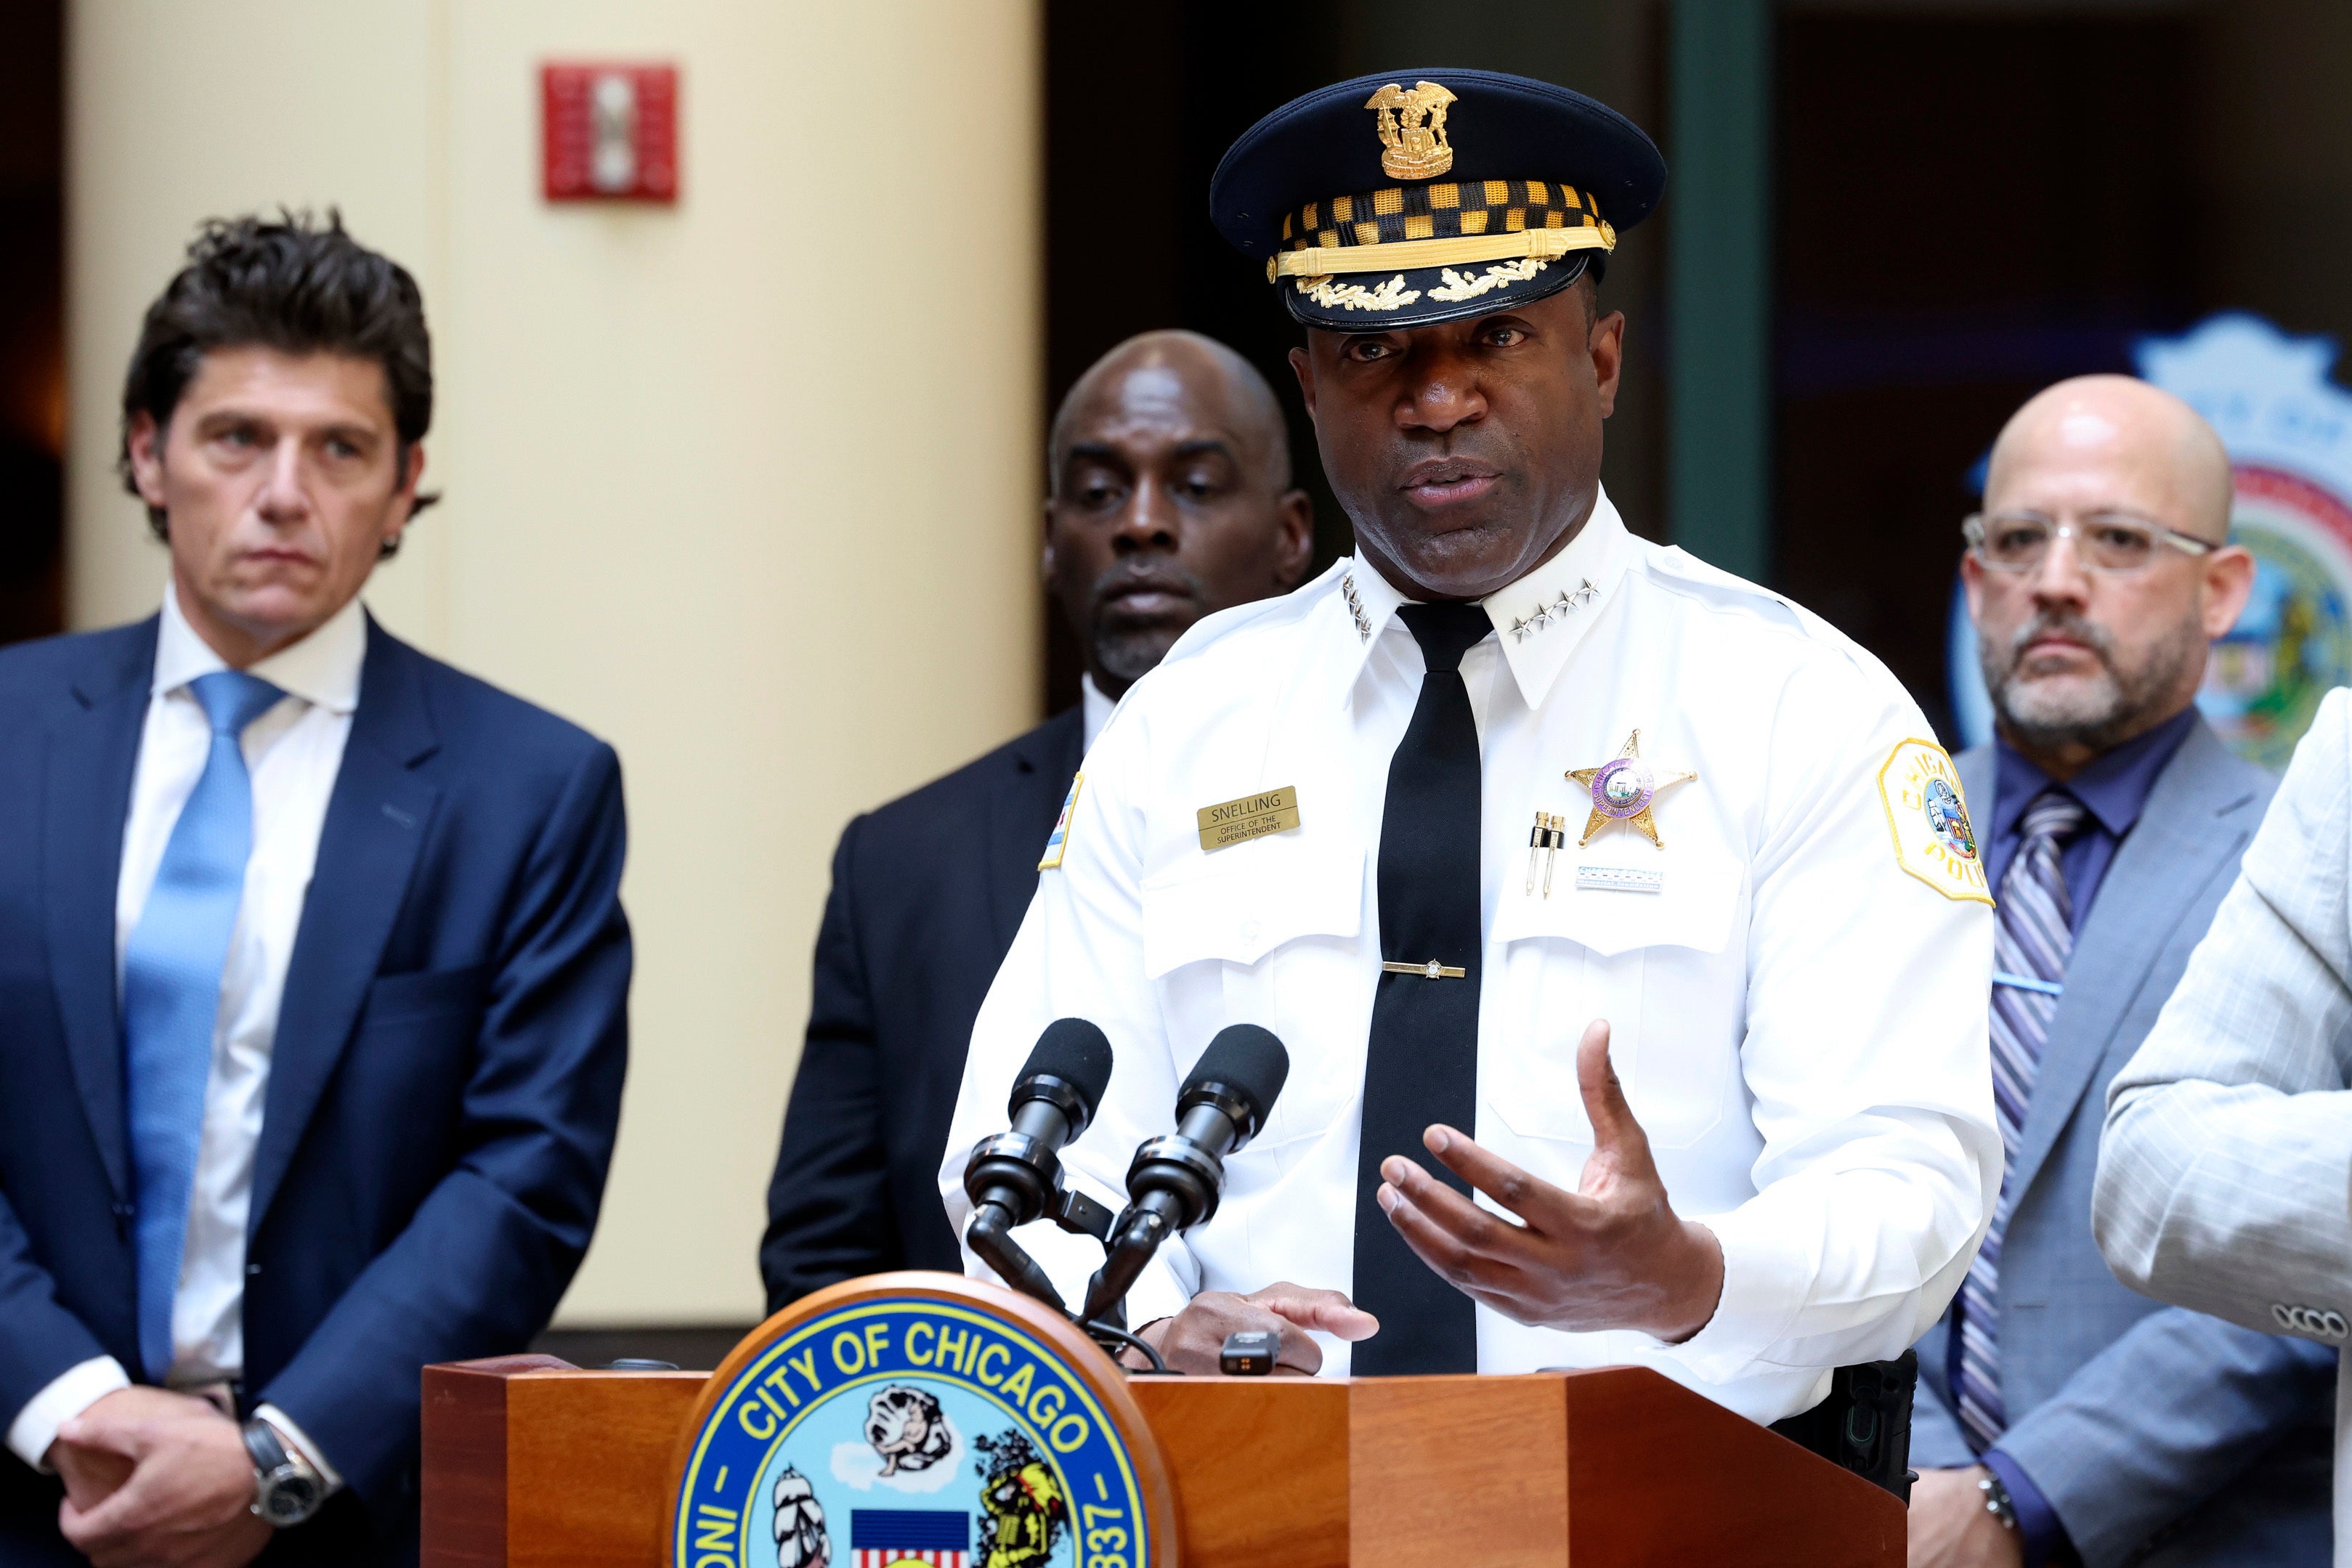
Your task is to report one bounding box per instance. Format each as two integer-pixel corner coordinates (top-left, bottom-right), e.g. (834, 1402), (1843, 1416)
(761, 330), (1313, 1304)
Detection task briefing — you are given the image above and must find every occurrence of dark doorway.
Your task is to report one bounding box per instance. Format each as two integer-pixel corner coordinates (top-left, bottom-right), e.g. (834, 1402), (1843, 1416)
(1775, 9), (2202, 741)
(0, 0), (64, 648)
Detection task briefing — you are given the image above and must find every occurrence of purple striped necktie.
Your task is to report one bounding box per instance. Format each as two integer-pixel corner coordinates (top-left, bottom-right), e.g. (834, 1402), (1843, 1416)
(1955, 789), (2088, 1452)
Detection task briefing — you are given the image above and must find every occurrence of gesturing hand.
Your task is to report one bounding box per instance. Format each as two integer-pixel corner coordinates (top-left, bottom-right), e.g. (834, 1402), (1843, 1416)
(1375, 1018), (1725, 1343)
(1136, 1281), (1379, 1376)
(54, 1386), (273, 1568)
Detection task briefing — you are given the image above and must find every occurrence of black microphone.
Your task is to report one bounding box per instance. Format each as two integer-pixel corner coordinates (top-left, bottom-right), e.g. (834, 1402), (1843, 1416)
(1082, 1024), (1289, 1325)
(962, 1019), (1114, 1309)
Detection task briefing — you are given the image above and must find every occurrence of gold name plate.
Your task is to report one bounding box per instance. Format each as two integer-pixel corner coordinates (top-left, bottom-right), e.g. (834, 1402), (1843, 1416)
(1197, 785), (1302, 853)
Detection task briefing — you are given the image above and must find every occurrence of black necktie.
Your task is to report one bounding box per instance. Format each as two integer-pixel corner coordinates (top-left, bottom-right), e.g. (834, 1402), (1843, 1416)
(1352, 601), (1491, 1375)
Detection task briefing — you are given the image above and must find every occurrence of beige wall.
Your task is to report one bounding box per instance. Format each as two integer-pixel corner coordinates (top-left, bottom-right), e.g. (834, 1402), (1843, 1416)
(67, 0), (1042, 1323)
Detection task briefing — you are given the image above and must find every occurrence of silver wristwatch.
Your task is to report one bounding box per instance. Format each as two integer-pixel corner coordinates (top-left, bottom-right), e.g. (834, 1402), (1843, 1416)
(1976, 1470), (2019, 1532)
(243, 1418), (325, 1527)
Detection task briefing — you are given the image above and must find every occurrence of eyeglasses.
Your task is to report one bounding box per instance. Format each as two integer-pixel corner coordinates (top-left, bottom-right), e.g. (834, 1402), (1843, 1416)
(1963, 511), (2216, 574)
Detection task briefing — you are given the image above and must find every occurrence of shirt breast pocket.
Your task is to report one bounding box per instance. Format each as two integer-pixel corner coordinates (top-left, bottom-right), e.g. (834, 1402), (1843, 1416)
(1140, 840), (1366, 1155)
(1487, 856), (1746, 1150)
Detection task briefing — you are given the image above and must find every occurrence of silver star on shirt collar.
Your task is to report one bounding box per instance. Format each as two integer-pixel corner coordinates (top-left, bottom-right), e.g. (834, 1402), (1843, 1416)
(1341, 572), (1373, 642)
(1509, 578), (1599, 643)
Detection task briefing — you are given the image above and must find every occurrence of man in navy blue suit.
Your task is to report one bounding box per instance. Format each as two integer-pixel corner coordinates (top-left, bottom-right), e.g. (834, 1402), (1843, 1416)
(0, 213), (630, 1564)
(759, 330), (1311, 1305)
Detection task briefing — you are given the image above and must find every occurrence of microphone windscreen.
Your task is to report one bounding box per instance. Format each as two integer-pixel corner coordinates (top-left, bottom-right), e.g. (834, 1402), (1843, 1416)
(1185, 1024), (1291, 1121)
(1018, 1017), (1116, 1116)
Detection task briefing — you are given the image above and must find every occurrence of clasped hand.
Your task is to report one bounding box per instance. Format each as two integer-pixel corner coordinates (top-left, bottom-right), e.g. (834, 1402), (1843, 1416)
(49, 1386), (273, 1568)
(1137, 1020), (1726, 1374)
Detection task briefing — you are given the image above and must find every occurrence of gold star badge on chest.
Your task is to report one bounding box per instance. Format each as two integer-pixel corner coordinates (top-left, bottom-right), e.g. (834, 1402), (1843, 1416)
(1566, 729), (1698, 849)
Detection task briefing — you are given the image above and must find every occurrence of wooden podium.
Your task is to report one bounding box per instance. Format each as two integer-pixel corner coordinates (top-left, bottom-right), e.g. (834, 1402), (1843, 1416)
(422, 1354), (1903, 1567)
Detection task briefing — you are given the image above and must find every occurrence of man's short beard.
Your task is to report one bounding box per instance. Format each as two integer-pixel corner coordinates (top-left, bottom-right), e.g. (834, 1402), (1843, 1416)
(1085, 559), (1207, 684)
(1091, 623), (1181, 683)
(1982, 608), (2201, 754)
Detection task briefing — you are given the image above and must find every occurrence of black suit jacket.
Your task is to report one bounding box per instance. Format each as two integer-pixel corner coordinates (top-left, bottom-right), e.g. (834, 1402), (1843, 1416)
(761, 707), (1083, 1306)
(0, 617), (630, 1564)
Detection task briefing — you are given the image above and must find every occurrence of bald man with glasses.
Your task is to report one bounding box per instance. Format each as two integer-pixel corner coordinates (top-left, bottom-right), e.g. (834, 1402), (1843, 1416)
(1907, 375), (2337, 1568)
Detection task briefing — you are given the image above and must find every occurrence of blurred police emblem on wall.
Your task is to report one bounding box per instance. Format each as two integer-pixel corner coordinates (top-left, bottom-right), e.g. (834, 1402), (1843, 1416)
(1950, 312), (2352, 769)
(2138, 314), (2352, 770)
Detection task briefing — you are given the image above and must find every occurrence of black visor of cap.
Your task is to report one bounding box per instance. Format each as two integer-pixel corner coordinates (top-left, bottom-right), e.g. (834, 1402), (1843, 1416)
(1209, 69), (1666, 331)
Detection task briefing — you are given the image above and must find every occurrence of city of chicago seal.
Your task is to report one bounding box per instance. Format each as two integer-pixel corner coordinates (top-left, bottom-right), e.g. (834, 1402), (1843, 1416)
(671, 1278), (1167, 1568)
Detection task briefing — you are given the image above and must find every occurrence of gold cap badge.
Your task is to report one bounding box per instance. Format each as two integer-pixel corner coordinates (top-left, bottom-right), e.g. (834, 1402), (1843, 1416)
(1365, 81), (1456, 179)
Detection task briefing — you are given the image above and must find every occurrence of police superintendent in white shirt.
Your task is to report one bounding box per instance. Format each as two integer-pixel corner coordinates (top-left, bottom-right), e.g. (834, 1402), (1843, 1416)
(940, 70), (1998, 1421)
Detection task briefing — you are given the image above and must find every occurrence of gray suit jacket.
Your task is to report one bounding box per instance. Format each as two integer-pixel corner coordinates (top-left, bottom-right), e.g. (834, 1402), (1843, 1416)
(1917, 717), (2336, 1567)
(2100, 688), (2352, 1566)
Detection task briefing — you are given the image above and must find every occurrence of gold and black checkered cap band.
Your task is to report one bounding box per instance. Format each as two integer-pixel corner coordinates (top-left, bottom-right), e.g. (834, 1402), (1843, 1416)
(1267, 179), (1614, 283)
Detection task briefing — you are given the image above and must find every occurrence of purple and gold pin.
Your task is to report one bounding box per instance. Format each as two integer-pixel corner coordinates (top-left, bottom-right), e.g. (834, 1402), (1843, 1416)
(1566, 729), (1697, 850)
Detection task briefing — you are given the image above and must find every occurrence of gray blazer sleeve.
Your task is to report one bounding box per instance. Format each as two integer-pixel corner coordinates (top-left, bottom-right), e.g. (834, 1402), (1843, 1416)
(2096, 688), (2352, 1336)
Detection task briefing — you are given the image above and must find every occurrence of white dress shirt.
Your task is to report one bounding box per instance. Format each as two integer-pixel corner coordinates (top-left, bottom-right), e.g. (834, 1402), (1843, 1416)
(1081, 673), (1114, 752)
(5, 585), (356, 1484)
(941, 490), (2000, 1423)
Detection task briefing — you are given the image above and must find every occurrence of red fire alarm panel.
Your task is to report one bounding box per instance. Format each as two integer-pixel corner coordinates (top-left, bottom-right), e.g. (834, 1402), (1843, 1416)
(543, 63), (678, 202)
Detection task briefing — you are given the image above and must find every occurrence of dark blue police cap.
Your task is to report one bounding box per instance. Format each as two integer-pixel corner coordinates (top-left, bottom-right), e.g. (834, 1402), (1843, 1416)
(1209, 69), (1666, 332)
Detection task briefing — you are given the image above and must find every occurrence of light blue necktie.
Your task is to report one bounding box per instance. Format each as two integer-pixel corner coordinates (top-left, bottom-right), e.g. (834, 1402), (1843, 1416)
(1955, 788), (2088, 1452)
(121, 670), (283, 1382)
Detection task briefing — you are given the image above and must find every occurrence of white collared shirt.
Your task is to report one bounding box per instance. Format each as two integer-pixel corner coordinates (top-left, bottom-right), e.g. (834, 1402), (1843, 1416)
(1081, 673), (1114, 752)
(6, 585), (356, 1484)
(940, 489), (2000, 1423)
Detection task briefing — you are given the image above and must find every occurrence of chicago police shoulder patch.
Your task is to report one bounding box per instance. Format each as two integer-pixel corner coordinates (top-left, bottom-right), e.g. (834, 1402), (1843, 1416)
(1038, 773), (1083, 872)
(1877, 738), (1992, 905)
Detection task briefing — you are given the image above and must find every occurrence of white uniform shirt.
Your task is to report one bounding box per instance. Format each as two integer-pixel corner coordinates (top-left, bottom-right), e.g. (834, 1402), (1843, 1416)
(940, 490), (1998, 1423)
(5, 585), (356, 1482)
